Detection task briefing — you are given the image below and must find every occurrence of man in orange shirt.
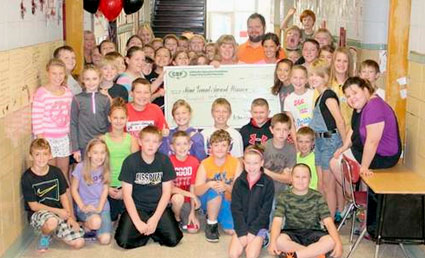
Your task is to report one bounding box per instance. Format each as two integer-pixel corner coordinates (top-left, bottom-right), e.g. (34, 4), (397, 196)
(237, 13), (285, 64)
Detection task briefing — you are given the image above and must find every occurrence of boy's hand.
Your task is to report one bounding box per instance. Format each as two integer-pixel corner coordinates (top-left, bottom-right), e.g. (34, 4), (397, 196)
(188, 213), (200, 229)
(287, 7), (296, 16)
(67, 217), (81, 232)
(108, 187), (118, 199)
(73, 151), (82, 163)
(56, 208), (70, 220)
(331, 241), (343, 258)
(214, 181), (227, 193)
(135, 220), (148, 235)
(191, 195), (201, 209)
(146, 216), (160, 235)
(268, 240), (281, 255)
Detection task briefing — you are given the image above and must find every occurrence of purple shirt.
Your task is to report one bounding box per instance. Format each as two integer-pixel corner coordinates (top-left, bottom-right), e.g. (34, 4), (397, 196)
(360, 97), (399, 156)
(72, 163), (110, 211)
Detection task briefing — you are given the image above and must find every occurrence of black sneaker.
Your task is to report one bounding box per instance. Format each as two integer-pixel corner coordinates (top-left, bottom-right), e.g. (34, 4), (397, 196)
(279, 252), (297, 258)
(205, 223), (219, 242)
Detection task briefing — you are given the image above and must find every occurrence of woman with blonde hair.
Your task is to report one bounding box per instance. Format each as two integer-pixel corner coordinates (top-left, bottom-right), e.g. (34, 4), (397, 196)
(215, 35), (239, 65)
(137, 23), (155, 45)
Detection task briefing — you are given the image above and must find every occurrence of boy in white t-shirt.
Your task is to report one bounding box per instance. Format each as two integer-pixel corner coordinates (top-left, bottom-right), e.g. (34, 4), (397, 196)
(201, 98), (244, 158)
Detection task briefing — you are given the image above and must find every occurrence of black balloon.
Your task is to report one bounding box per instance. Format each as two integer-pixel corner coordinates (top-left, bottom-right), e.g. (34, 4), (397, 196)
(123, 0), (144, 15)
(84, 0), (100, 13)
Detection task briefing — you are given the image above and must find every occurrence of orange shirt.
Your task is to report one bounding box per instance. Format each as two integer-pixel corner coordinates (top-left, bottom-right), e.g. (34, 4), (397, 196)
(202, 155), (239, 200)
(237, 41), (286, 64)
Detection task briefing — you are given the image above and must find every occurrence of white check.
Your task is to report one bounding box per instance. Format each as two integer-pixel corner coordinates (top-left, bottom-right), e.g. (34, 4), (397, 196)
(164, 64), (280, 128)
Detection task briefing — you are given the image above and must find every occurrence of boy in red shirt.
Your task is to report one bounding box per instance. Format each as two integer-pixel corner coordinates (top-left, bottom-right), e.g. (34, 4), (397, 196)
(169, 131), (201, 233)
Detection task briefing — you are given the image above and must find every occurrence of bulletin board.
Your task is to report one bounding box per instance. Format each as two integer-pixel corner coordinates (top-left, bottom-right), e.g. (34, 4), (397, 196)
(0, 40), (63, 118)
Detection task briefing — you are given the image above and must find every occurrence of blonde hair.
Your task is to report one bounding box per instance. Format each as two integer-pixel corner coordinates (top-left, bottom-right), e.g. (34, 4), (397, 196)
(139, 125), (163, 141)
(309, 58), (330, 82)
(244, 145), (265, 160)
(45, 58), (68, 85)
(98, 56), (118, 70)
(330, 47), (354, 84)
(137, 23), (155, 43)
(215, 35), (238, 62)
(80, 64), (102, 89)
(211, 98), (232, 114)
(172, 99), (192, 117)
(82, 138), (110, 185)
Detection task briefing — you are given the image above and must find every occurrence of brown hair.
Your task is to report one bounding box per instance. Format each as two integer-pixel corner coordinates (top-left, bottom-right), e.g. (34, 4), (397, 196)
(139, 125), (163, 141)
(292, 163), (312, 177)
(270, 112), (292, 129)
(109, 97), (127, 116)
(53, 45), (74, 58)
(244, 144), (265, 160)
(163, 34), (179, 44)
(300, 9), (316, 23)
(342, 76), (375, 95)
(296, 126), (315, 140)
(45, 58), (68, 85)
(29, 138), (51, 155)
(360, 59), (380, 73)
(80, 64), (102, 88)
(171, 130), (191, 144)
(131, 78), (151, 92)
(82, 138), (110, 185)
(271, 59), (293, 95)
(210, 129), (231, 145)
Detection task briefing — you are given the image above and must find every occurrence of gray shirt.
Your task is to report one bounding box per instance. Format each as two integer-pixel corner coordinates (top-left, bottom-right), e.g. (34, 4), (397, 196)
(264, 139), (296, 196)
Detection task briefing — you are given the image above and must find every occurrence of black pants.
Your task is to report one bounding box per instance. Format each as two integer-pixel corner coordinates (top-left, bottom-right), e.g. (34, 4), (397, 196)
(114, 207), (183, 249)
(108, 195), (124, 221)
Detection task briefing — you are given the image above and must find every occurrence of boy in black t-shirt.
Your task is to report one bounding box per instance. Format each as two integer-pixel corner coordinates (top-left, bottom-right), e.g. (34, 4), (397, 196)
(114, 125), (183, 249)
(21, 139), (84, 252)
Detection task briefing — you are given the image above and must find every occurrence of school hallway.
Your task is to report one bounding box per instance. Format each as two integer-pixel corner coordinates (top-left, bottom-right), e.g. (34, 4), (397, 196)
(14, 223), (425, 258)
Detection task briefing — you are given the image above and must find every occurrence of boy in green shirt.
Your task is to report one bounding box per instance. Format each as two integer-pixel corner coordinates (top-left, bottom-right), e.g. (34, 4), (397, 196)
(296, 127), (318, 190)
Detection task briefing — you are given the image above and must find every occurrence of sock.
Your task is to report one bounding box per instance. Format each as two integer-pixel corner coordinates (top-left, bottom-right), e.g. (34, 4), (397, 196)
(207, 219), (217, 225)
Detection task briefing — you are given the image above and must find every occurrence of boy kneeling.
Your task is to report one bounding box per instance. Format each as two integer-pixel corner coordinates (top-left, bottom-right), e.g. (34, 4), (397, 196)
(114, 126), (183, 249)
(21, 139), (84, 252)
(268, 164), (343, 258)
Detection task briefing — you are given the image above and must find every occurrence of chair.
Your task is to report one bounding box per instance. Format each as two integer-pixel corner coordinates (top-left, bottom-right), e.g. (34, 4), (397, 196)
(336, 155), (367, 257)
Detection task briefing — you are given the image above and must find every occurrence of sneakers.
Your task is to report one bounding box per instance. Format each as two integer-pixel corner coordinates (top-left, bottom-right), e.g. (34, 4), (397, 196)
(37, 235), (51, 252)
(83, 230), (97, 241)
(205, 223), (219, 242)
(334, 211), (342, 223)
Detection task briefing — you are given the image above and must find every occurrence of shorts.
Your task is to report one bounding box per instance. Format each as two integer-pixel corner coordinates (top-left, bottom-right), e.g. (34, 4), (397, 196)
(76, 210), (112, 235)
(282, 229), (328, 246)
(315, 133), (342, 170)
(200, 189), (234, 230)
(46, 135), (71, 158)
(30, 210), (84, 241)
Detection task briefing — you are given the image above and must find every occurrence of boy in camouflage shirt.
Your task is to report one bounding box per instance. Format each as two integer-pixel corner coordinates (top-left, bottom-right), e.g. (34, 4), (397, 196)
(268, 164), (343, 258)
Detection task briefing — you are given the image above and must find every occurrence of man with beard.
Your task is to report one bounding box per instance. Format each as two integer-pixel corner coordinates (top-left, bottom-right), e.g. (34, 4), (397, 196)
(237, 13), (286, 64)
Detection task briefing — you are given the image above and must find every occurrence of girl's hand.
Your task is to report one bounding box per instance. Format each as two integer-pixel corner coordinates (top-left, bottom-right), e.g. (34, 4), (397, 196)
(238, 235), (248, 247)
(73, 151), (82, 163)
(333, 147), (345, 158)
(247, 233), (255, 243)
(187, 213), (200, 230)
(360, 167), (373, 177)
(210, 60), (221, 68)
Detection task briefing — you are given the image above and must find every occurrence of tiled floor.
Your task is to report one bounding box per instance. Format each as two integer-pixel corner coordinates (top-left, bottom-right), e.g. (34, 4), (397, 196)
(17, 223), (425, 258)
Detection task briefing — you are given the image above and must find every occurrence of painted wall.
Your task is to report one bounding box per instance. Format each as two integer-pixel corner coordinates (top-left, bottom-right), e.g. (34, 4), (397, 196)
(406, 0), (425, 175)
(0, 1), (63, 256)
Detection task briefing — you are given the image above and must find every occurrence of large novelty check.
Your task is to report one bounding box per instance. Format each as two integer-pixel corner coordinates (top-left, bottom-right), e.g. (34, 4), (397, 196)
(164, 64), (280, 128)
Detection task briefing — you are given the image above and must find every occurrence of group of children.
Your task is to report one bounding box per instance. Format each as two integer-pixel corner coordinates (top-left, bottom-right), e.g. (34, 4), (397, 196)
(22, 8), (388, 258)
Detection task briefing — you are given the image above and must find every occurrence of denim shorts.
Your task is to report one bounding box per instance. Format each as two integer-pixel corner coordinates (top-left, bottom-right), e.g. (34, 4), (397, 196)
(199, 189), (234, 230)
(76, 210), (112, 235)
(314, 133), (342, 170)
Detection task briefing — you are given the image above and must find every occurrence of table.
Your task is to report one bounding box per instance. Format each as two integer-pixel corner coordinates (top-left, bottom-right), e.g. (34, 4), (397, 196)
(348, 164), (425, 258)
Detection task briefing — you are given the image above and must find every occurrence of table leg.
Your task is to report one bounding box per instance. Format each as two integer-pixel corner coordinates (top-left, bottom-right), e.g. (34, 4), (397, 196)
(374, 194), (387, 258)
(399, 243), (411, 258)
(374, 243), (380, 258)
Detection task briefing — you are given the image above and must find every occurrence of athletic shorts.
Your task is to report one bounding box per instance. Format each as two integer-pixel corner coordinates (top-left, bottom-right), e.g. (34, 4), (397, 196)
(199, 189), (234, 230)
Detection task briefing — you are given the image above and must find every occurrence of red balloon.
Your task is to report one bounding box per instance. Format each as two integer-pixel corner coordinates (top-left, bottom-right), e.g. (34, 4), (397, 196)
(99, 0), (123, 21)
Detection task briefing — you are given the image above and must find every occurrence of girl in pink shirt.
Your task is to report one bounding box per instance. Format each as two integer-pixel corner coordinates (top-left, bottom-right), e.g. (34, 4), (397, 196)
(32, 58), (73, 176)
